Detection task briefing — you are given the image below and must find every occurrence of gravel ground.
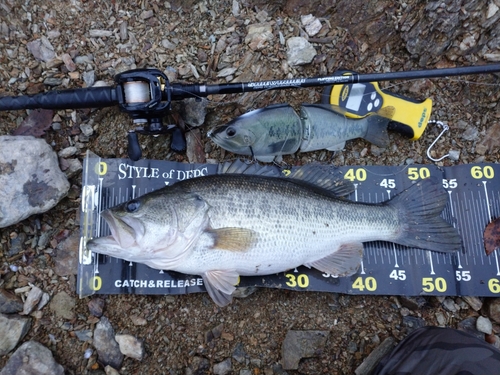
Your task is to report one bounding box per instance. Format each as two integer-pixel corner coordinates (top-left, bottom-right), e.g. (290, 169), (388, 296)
(1, 0), (500, 374)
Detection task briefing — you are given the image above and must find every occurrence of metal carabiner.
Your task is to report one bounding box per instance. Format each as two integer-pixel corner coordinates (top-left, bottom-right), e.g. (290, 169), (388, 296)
(426, 120), (450, 162)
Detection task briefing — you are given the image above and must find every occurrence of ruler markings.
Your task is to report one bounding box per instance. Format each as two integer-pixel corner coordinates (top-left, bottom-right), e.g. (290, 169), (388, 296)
(472, 190), (487, 264)
(460, 192), (477, 266)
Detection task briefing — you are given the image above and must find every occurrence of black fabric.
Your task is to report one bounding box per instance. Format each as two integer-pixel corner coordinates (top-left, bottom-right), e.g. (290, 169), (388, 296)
(372, 326), (500, 375)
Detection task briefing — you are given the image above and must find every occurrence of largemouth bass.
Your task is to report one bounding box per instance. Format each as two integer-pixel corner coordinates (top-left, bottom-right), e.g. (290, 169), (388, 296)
(87, 164), (462, 306)
(208, 104), (393, 162)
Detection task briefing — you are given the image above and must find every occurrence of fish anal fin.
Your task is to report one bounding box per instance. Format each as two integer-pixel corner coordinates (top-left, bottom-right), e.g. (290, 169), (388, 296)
(306, 242), (364, 277)
(208, 227), (257, 252)
(202, 270), (240, 307)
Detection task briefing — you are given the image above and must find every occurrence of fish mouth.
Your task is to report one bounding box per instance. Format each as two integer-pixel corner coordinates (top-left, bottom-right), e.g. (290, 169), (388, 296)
(207, 125), (227, 143)
(101, 210), (141, 248)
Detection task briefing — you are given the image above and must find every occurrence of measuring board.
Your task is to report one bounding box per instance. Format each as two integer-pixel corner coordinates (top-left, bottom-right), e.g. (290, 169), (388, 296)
(78, 153), (500, 299)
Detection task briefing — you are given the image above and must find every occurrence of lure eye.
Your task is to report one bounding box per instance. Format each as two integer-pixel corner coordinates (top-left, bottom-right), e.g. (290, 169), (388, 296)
(126, 200), (140, 213)
(226, 127), (237, 137)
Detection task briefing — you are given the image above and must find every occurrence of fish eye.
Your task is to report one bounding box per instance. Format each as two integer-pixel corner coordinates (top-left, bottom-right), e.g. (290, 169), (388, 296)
(125, 200), (140, 213)
(226, 127), (237, 137)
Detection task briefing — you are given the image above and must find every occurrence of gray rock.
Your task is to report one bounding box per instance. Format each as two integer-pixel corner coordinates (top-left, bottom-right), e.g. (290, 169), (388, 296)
(213, 358), (232, 375)
(43, 77), (63, 86)
(462, 296), (483, 311)
(89, 29), (112, 38)
(66, 158), (83, 178)
(161, 39), (177, 50)
(435, 311), (447, 326)
(104, 365), (120, 375)
(181, 98), (208, 127)
(0, 289), (23, 314)
(485, 298), (500, 323)
(476, 316), (493, 334)
(301, 14), (322, 37)
(457, 317), (484, 340)
(88, 297), (105, 318)
(245, 23), (274, 51)
(0, 340), (64, 375)
(8, 233), (26, 256)
(53, 231), (79, 276)
(0, 136), (69, 228)
(232, 0), (240, 16)
(442, 297), (459, 313)
(189, 356), (210, 374)
(37, 292), (50, 310)
(49, 291), (75, 320)
(115, 333), (145, 361)
(281, 330), (329, 370)
(0, 313), (32, 355)
(448, 149), (460, 161)
(232, 342), (247, 363)
(402, 316), (426, 331)
(20, 286), (43, 315)
(461, 126), (479, 141)
(80, 122), (94, 137)
(58, 146), (78, 158)
(94, 316), (124, 369)
(83, 70), (96, 87)
(26, 37), (56, 62)
(286, 37), (317, 67)
(75, 329), (93, 342)
(399, 296), (427, 311)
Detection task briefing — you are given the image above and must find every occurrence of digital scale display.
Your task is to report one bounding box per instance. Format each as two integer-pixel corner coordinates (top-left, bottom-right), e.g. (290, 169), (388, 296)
(345, 83), (366, 111)
(78, 153), (500, 299)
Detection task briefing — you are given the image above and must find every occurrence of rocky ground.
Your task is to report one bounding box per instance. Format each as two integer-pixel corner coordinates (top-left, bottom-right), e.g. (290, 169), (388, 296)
(1, 0), (500, 374)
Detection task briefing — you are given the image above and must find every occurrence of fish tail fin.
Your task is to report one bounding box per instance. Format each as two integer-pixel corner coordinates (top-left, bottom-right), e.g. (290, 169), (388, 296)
(362, 114), (391, 148)
(389, 177), (462, 253)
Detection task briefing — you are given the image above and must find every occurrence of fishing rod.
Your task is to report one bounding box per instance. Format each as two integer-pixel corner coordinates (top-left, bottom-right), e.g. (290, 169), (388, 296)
(1, 64), (499, 160)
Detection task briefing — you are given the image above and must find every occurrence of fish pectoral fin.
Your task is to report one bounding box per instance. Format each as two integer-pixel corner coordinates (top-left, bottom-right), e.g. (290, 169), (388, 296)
(306, 242), (364, 277)
(202, 270), (240, 307)
(208, 227), (257, 252)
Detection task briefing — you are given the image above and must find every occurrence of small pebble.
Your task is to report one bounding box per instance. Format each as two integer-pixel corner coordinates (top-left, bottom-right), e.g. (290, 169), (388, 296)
(88, 297), (105, 317)
(435, 311), (447, 326)
(213, 358), (232, 375)
(448, 149), (460, 161)
(476, 316), (493, 335)
(84, 348), (93, 359)
(115, 334), (145, 361)
(20, 286), (43, 315)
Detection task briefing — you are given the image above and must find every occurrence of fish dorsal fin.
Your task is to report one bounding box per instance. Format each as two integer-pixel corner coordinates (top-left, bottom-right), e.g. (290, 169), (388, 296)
(217, 160), (353, 197)
(202, 270), (240, 307)
(208, 227), (257, 252)
(284, 166), (354, 197)
(305, 242), (364, 277)
(217, 159), (279, 177)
